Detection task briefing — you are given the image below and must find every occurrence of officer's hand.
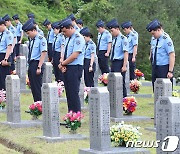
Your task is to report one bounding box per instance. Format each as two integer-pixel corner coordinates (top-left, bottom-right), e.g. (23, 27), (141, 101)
(14, 57), (17, 62)
(89, 66), (93, 72)
(61, 66), (67, 73)
(121, 66), (127, 72)
(58, 63), (62, 70)
(132, 57), (136, 63)
(60, 58), (63, 63)
(36, 68), (41, 75)
(104, 52), (109, 57)
(1, 60), (9, 66)
(167, 72), (173, 79)
(18, 40), (22, 44)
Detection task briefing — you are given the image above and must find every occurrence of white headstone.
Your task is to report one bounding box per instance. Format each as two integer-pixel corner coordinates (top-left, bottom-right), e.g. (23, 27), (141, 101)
(42, 62), (53, 83)
(16, 56), (26, 90)
(19, 44), (29, 62)
(156, 96), (180, 154)
(6, 75), (21, 123)
(94, 57), (99, 87)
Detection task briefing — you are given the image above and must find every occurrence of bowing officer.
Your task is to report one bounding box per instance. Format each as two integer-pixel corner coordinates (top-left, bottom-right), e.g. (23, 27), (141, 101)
(80, 27), (96, 87)
(43, 19), (55, 62)
(51, 21), (65, 82)
(22, 19), (47, 102)
(146, 19), (175, 90)
(12, 14), (23, 57)
(58, 18), (85, 112)
(0, 17), (13, 90)
(2, 14), (17, 73)
(106, 19), (129, 97)
(96, 19), (112, 74)
(121, 21), (138, 80)
(76, 19), (83, 30)
(67, 14), (80, 32)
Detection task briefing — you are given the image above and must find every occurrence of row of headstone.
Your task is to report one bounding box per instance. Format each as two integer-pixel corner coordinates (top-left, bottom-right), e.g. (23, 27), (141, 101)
(1, 75), (41, 128)
(79, 87), (150, 154)
(108, 73), (151, 122)
(125, 62), (130, 94)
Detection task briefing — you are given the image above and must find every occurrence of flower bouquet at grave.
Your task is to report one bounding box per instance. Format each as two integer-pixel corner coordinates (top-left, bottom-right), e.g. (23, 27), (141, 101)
(98, 73), (109, 86)
(25, 101), (42, 120)
(172, 90), (179, 97)
(110, 121), (142, 147)
(123, 96), (137, 115)
(130, 79), (141, 94)
(26, 75), (31, 88)
(63, 111), (84, 132)
(0, 89), (6, 109)
(57, 81), (64, 97)
(134, 69), (144, 80)
(84, 87), (90, 104)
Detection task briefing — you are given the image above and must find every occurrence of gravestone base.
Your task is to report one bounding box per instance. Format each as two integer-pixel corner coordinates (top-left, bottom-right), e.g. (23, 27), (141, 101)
(111, 115), (151, 122)
(37, 134), (88, 143)
(0, 109), (6, 113)
(79, 147), (150, 154)
(144, 127), (156, 132)
(20, 89), (31, 93)
(1, 120), (42, 128)
(81, 106), (88, 110)
(141, 81), (152, 87)
(127, 94), (152, 98)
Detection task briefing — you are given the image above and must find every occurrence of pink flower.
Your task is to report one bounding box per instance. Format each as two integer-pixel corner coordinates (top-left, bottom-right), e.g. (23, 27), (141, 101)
(29, 104), (35, 110)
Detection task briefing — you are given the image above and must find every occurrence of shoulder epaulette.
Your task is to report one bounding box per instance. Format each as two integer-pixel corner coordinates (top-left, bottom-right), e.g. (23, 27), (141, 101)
(121, 36), (124, 39)
(39, 35), (43, 39)
(6, 31), (10, 34)
(90, 40), (93, 44)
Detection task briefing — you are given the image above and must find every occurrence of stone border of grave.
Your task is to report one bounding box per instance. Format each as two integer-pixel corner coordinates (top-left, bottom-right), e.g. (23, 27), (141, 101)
(0, 75), (42, 128)
(37, 83), (88, 143)
(111, 116), (152, 122)
(141, 81), (152, 87)
(127, 93), (152, 98)
(79, 87), (150, 154)
(0, 109), (6, 113)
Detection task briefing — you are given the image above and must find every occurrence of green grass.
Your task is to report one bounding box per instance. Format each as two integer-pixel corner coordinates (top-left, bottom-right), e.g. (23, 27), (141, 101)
(1, 83), (179, 154)
(0, 144), (20, 154)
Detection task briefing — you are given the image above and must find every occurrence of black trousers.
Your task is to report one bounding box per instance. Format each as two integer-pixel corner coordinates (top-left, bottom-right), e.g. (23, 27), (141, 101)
(28, 60), (44, 102)
(111, 59), (127, 98)
(0, 53), (11, 90)
(48, 43), (53, 61)
(53, 51), (63, 82)
(128, 53), (136, 80)
(63, 65), (83, 112)
(84, 58), (96, 87)
(15, 36), (21, 56)
(152, 64), (173, 92)
(98, 50), (110, 74)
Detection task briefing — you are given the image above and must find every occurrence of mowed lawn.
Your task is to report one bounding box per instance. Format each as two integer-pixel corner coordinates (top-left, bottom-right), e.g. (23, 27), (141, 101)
(0, 84), (179, 154)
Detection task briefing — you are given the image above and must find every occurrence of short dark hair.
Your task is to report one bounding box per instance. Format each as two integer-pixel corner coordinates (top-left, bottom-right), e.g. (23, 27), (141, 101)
(152, 25), (162, 31)
(63, 23), (73, 29)
(84, 32), (93, 38)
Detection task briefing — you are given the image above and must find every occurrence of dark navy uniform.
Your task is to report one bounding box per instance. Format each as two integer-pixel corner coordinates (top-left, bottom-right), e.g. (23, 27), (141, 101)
(22, 19), (47, 102)
(2, 14), (17, 72)
(107, 19), (129, 97)
(146, 20), (175, 90)
(51, 21), (65, 82)
(12, 14), (23, 56)
(80, 27), (96, 87)
(0, 17), (13, 90)
(43, 19), (55, 62)
(121, 21), (138, 80)
(96, 20), (112, 74)
(59, 18), (85, 112)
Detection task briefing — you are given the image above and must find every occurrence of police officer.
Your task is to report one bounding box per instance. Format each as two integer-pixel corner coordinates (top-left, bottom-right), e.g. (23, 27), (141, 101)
(58, 18), (85, 112)
(96, 20), (112, 74)
(80, 27), (96, 87)
(0, 17), (13, 90)
(22, 19), (47, 102)
(27, 13), (35, 19)
(106, 19), (129, 97)
(67, 14), (80, 32)
(33, 20), (44, 36)
(76, 19), (83, 30)
(146, 19), (175, 91)
(2, 14), (17, 73)
(12, 14), (23, 57)
(51, 21), (65, 82)
(121, 21), (138, 80)
(43, 19), (55, 62)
